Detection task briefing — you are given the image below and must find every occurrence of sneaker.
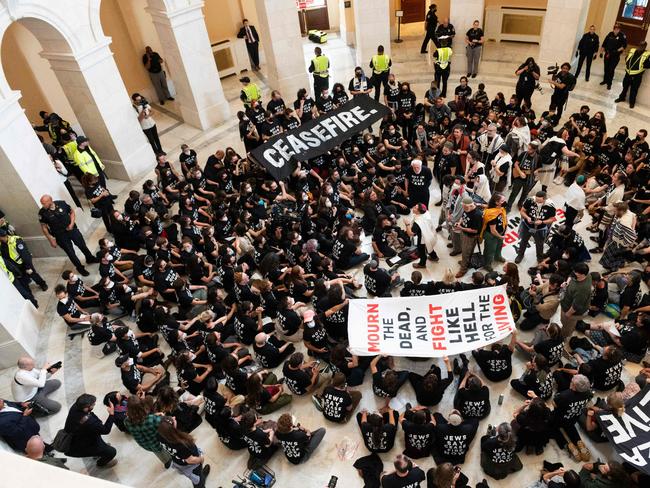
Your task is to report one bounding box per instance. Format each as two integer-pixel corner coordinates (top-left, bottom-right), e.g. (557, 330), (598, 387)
(197, 464), (211, 488)
(453, 358), (461, 375)
(436, 225), (443, 232)
(589, 235), (599, 242)
(588, 247), (603, 253)
(167, 97), (175, 101)
(599, 81), (607, 85)
(412, 263), (426, 269)
(164, 459), (172, 469)
(311, 395), (323, 411)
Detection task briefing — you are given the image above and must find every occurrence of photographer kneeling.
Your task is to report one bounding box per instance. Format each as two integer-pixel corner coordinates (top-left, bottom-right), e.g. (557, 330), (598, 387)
(548, 63), (576, 120)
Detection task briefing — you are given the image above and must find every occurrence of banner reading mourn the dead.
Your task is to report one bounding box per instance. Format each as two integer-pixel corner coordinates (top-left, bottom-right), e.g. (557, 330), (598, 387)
(348, 286), (516, 357)
(249, 95), (391, 181)
(596, 386), (650, 475)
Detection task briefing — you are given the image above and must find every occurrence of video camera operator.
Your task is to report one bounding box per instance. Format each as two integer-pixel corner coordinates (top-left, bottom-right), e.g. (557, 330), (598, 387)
(515, 57), (540, 108)
(547, 62), (575, 120)
(131, 93), (162, 154)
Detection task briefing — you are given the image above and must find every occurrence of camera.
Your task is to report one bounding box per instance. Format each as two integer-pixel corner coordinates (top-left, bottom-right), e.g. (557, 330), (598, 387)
(547, 63), (559, 77)
(47, 361), (62, 372)
(138, 96), (150, 108)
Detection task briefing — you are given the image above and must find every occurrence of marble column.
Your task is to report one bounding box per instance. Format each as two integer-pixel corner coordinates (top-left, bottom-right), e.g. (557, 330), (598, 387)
(41, 40), (155, 181)
(0, 93), (90, 257)
(353, 0), (391, 67)
(0, 270), (41, 368)
(538, 0), (590, 69)
(146, 0), (231, 130)
(448, 0), (485, 73)
(254, 0), (310, 98)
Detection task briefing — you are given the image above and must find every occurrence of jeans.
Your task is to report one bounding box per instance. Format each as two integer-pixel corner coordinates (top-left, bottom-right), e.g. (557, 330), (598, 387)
(483, 233), (503, 269)
(345, 253), (370, 269)
(299, 428), (326, 464)
(516, 223), (547, 262)
(466, 45), (481, 75)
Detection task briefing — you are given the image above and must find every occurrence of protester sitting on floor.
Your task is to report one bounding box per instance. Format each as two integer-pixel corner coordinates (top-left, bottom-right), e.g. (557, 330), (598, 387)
(432, 409), (479, 465)
(480, 422), (523, 480)
(408, 356), (454, 406)
(400, 405), (436, 459)
(357, 407), (399, 454)
(275, 412), (326, 465)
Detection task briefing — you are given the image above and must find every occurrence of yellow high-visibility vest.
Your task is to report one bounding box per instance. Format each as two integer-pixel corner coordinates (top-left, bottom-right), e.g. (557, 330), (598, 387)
(0, 255), (14, 283)
(73, 146), (105, 176)
(625, 48), (650, 75)
(372, 54), (390, 74)
(435, 47), (453, 69)
(62, 140), (77, 162)
(6, 235), (23, 264)
(312, 55), (329, 77)
(242, 83), (262, 105)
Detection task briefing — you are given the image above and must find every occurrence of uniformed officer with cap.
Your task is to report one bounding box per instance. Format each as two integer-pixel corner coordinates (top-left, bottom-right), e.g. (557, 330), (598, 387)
(38, 194), (97, 276)
(239, 76), (262, 109)
(309, 47), (330, 98)
(0, 228), (47, 291)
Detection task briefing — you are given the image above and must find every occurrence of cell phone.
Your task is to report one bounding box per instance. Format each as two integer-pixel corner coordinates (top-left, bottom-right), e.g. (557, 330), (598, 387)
(48, 361), (62, 371)
(327, 476), (338, 488)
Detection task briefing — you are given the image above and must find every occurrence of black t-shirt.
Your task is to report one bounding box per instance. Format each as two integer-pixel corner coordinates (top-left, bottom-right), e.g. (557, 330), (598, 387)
(454, 85), (472, 100)
(487, 212), (506, 234)
(244, 427), (274, 458)
(372, 371), (400, 398)
(365, 266), (392, 296)
(121, 364), (142, 394)
(381, 467), (426, 488)
(522, 198), (556, 228)
(158, 436), (199, 465)
(456, 386), (490, 419)
(294, 97), (316, 122)
(406, 167), (433, 193)
(57, 297), (82, 323)
(587, 357), (623, 390)
(88, 322), (113, 345)
(434, 419), (478, 464)
(466, 28), (484, 43)
(267, 98), (286, 116)
(316, 96), (335, 113)
(322, 386), (352, 422)
(553, 389), (591, 424)
(402, 420), (436, 459)
(253, 342), (281, 368)
(283, 363), (312, 395)
(534, 337), (564, 366)
(234, 314), (258, 345)
(303, 322), (328, 350)
(472, 347), (512, 381)
(481, 436), (516, 465)
(224, 368), (248, 395)
(277, 308), (301, 336)
(358, 417), (397, 453)
(276, 428), (310, 464)
(460, 208), (483, 235)
(143, 52), (163, 73)
(66, 277), (86, 299)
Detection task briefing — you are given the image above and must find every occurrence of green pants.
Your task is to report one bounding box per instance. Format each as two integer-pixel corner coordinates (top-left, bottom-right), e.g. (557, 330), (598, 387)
(483, 233), (503, 269)
(258, 372), (293, 414)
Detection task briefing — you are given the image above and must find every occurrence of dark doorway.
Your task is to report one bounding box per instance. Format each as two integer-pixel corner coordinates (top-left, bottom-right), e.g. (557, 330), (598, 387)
(616, 0), (650, 46)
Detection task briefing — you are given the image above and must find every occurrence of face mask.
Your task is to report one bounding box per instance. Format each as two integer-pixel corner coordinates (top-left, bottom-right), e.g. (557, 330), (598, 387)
(562, 253), (569, 259)
(105, 281), (114, 289)
(106, 255), (113, 262)
(325, 201), (332, 208)
(305, 320), (315, 328)
(59, 298), (68, 304)
(368, 139), (375, 144)
(127, 358), (134, 366)
(389, 130), (395, 135)
(183, 149), (190, 155)
(451, 183), (460, 190)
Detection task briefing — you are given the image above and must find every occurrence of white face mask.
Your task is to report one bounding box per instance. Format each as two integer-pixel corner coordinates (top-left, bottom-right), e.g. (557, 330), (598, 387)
(127, 358), (134, 366)
(105, 281), (114, 289)
(305, 320), (315, 328)
(59, 298), (68, 304)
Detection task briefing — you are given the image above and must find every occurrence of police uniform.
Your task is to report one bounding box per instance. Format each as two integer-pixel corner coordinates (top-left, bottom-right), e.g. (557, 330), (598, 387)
(433, 46), (453, 98)
(0, 231), (47, 290)
(369, 52), (392, 102)
(73, 141), (106, 188)
(38, 200), (96, 273)
(240, 81), (262, 108)
(309, 53), (330, 96)
(601, 29), (627, 89)
(616, 47), (650, 108)
(0, 254), (37, 307)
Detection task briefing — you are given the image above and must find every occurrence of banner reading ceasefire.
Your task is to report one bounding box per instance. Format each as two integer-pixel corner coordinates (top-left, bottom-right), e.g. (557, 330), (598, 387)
(348, 286), (516, 357)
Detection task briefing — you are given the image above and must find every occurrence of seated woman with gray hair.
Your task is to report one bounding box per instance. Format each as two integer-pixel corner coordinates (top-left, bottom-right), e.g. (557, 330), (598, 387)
(550, 374), (592, 462)
(480, 422), (522, 480)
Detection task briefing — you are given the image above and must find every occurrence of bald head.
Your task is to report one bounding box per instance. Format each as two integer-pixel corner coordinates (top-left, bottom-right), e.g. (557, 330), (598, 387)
(25, 435), (45, 459)
(40, 194), (54, 209)
(17, 357), (34, 370)
(255, 332), (268, 346)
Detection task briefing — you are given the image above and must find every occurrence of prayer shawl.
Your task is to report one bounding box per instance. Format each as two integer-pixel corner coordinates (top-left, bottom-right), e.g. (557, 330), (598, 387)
(413, 211), (438, 253)
(479, 207), (507, 241)
(610, 210), (637, 247)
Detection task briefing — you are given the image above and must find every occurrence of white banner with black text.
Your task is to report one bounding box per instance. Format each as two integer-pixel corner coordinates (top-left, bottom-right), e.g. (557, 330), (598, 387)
(348, 286), (516, 357)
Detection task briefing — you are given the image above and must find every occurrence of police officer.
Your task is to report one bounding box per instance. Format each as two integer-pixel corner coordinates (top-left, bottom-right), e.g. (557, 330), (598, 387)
(599, 23), (627, 90)
(72, 136), (107, 188)
(38, 194), (97, 276)
(433, 41), (453, 98)
(575, 25), (599, 81)
(0, 228), (47, 291)
(369, 45), (392, 102)
(309, 47), (330, 98)
(239, 76), (262, 109)
(0, 254), (38, 307)
(434, 18), (455, 49)
(421, 3), (438, 53)
(615, 42), (650, 109)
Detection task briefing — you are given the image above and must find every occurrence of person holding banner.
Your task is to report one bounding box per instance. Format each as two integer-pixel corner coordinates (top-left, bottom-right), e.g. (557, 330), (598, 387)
(408, 357), (454, 406)
(406, 202), (439, 269)
(370, 356), (409, 401)
(472, 332), (516, 382)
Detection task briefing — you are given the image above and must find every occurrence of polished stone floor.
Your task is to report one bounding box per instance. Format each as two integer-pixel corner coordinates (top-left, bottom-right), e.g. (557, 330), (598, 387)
(1, 31), (648, 488)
